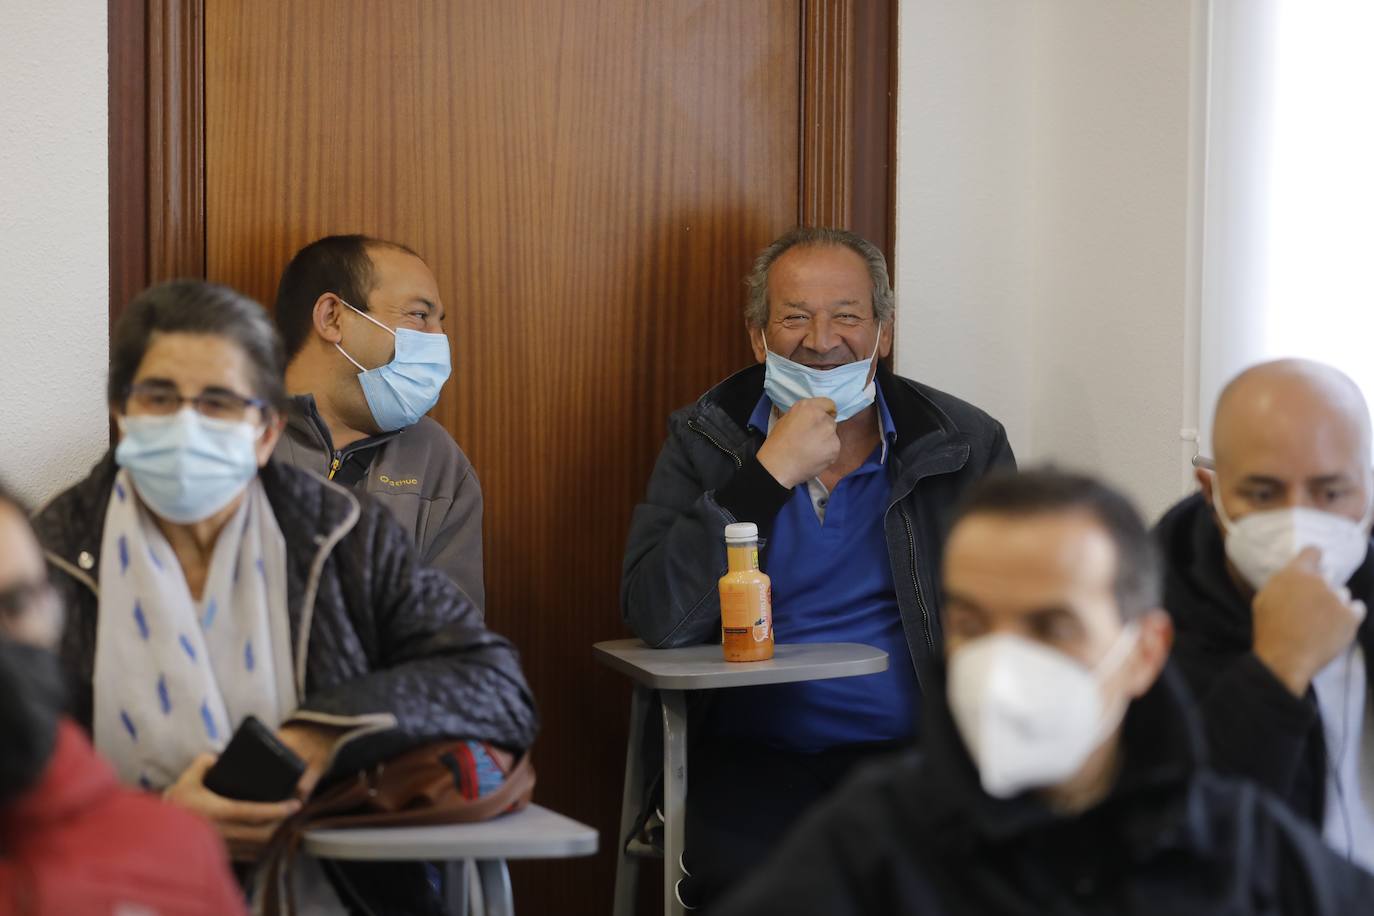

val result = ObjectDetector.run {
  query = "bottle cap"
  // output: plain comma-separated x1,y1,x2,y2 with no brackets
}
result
724,522,758,543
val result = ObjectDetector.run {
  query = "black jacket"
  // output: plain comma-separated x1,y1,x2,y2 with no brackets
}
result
33,455,539,913
1154,492,1374,825
622,363,1015,686
717,666,1374,916
33,455,537,773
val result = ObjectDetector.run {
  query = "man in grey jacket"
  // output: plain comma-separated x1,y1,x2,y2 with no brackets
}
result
621,226,1014,907
271,235,486,613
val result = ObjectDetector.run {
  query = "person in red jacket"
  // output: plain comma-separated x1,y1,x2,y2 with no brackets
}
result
0,482,245,916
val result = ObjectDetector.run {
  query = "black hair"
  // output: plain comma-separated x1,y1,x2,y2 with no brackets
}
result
108,280,287,413
273,234,420,359
951,467,1162,620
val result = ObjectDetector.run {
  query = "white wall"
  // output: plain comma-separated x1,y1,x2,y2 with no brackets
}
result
0,1,109,507
895,0,1200,522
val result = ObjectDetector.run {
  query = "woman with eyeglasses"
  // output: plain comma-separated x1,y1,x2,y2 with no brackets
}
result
30,280,537,913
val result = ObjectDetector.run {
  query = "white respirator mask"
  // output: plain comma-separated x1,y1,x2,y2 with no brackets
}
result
1213,489,1373,591
947,626,1139,798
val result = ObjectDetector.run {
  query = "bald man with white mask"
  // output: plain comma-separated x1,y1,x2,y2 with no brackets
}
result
1155,359,1374,867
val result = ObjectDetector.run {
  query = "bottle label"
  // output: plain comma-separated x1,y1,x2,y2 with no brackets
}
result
720,571,772,661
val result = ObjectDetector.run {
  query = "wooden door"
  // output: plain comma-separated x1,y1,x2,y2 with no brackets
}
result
110,2,894,912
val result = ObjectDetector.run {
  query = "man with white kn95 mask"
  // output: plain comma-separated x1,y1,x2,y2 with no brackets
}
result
1157,358,1374,868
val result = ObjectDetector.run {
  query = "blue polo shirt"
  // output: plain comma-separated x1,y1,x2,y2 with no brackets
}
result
707,389,921,753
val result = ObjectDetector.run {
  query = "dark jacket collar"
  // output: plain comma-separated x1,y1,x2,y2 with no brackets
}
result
285,393,401,458
915,658,1207,862
1155,492,1374,650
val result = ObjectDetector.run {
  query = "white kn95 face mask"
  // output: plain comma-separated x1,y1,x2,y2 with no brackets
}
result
947,626,1139,799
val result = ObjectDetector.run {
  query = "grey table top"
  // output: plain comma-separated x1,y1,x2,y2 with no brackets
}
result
592,638,888,690
303,804,599,862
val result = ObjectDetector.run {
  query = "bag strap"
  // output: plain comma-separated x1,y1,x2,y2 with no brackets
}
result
261,751,536,916
309,752,536,830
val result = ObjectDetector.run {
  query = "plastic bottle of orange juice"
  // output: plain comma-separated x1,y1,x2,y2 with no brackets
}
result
719,522,773,662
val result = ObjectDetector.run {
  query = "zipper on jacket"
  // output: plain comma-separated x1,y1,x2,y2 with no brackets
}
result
687,418,743,468
899,504,936,663
328,452,342,480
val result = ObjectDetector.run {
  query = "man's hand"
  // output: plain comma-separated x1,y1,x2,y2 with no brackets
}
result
164,753,302,861
756,397,840,488
1252,547,1365,696
277,721,345,799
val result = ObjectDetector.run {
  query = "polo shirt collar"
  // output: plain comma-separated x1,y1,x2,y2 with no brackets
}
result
748,386,898,465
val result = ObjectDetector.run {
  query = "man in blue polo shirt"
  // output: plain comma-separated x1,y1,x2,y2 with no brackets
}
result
622,226,1015,908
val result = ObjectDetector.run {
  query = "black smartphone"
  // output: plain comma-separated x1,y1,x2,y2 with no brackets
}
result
202,715,306,803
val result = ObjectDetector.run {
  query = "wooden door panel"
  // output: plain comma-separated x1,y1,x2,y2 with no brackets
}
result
204,3,805,911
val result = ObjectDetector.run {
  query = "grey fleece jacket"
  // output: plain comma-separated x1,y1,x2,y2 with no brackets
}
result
274,394,486,614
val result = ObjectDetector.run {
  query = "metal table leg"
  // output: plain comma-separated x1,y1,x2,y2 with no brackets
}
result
476,860,513,916
443,860,469,916
613,684,650,916
661,690,688,916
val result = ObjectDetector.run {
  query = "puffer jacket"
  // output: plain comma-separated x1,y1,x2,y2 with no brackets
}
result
33,453,537,774
31,454,538,913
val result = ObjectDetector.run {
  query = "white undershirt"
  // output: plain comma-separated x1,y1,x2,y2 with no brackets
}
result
1312,642,1374,870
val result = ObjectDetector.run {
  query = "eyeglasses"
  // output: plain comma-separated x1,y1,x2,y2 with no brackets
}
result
125,380,270,423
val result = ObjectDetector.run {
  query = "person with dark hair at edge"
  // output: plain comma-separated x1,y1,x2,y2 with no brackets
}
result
621,227,1014,907
718,469,1374,916
271,235,487,613
0,480,246,915
30,280,537,914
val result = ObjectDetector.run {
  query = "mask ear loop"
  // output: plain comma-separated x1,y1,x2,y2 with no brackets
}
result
1085,621,1144,743
1208,473,1240,535
862,321,884,390
338,299,396,337
760,319,884,364
1092,621,1142,680
335,342,367,373
334,298,395,373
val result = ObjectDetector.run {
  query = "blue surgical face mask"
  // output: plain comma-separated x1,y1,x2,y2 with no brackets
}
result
115,409,262,524
762,325,883,421
336,302,452,432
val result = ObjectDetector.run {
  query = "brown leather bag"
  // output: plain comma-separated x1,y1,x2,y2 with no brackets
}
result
261,742,536,915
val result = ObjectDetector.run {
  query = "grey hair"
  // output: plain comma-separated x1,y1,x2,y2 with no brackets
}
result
744,227,895,328
109,280,287,413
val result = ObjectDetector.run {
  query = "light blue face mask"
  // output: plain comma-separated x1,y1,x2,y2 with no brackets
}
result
762,325,883,422
336,302,452,432
115,409,262,524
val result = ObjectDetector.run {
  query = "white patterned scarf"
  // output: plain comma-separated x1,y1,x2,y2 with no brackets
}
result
94,469,296,789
